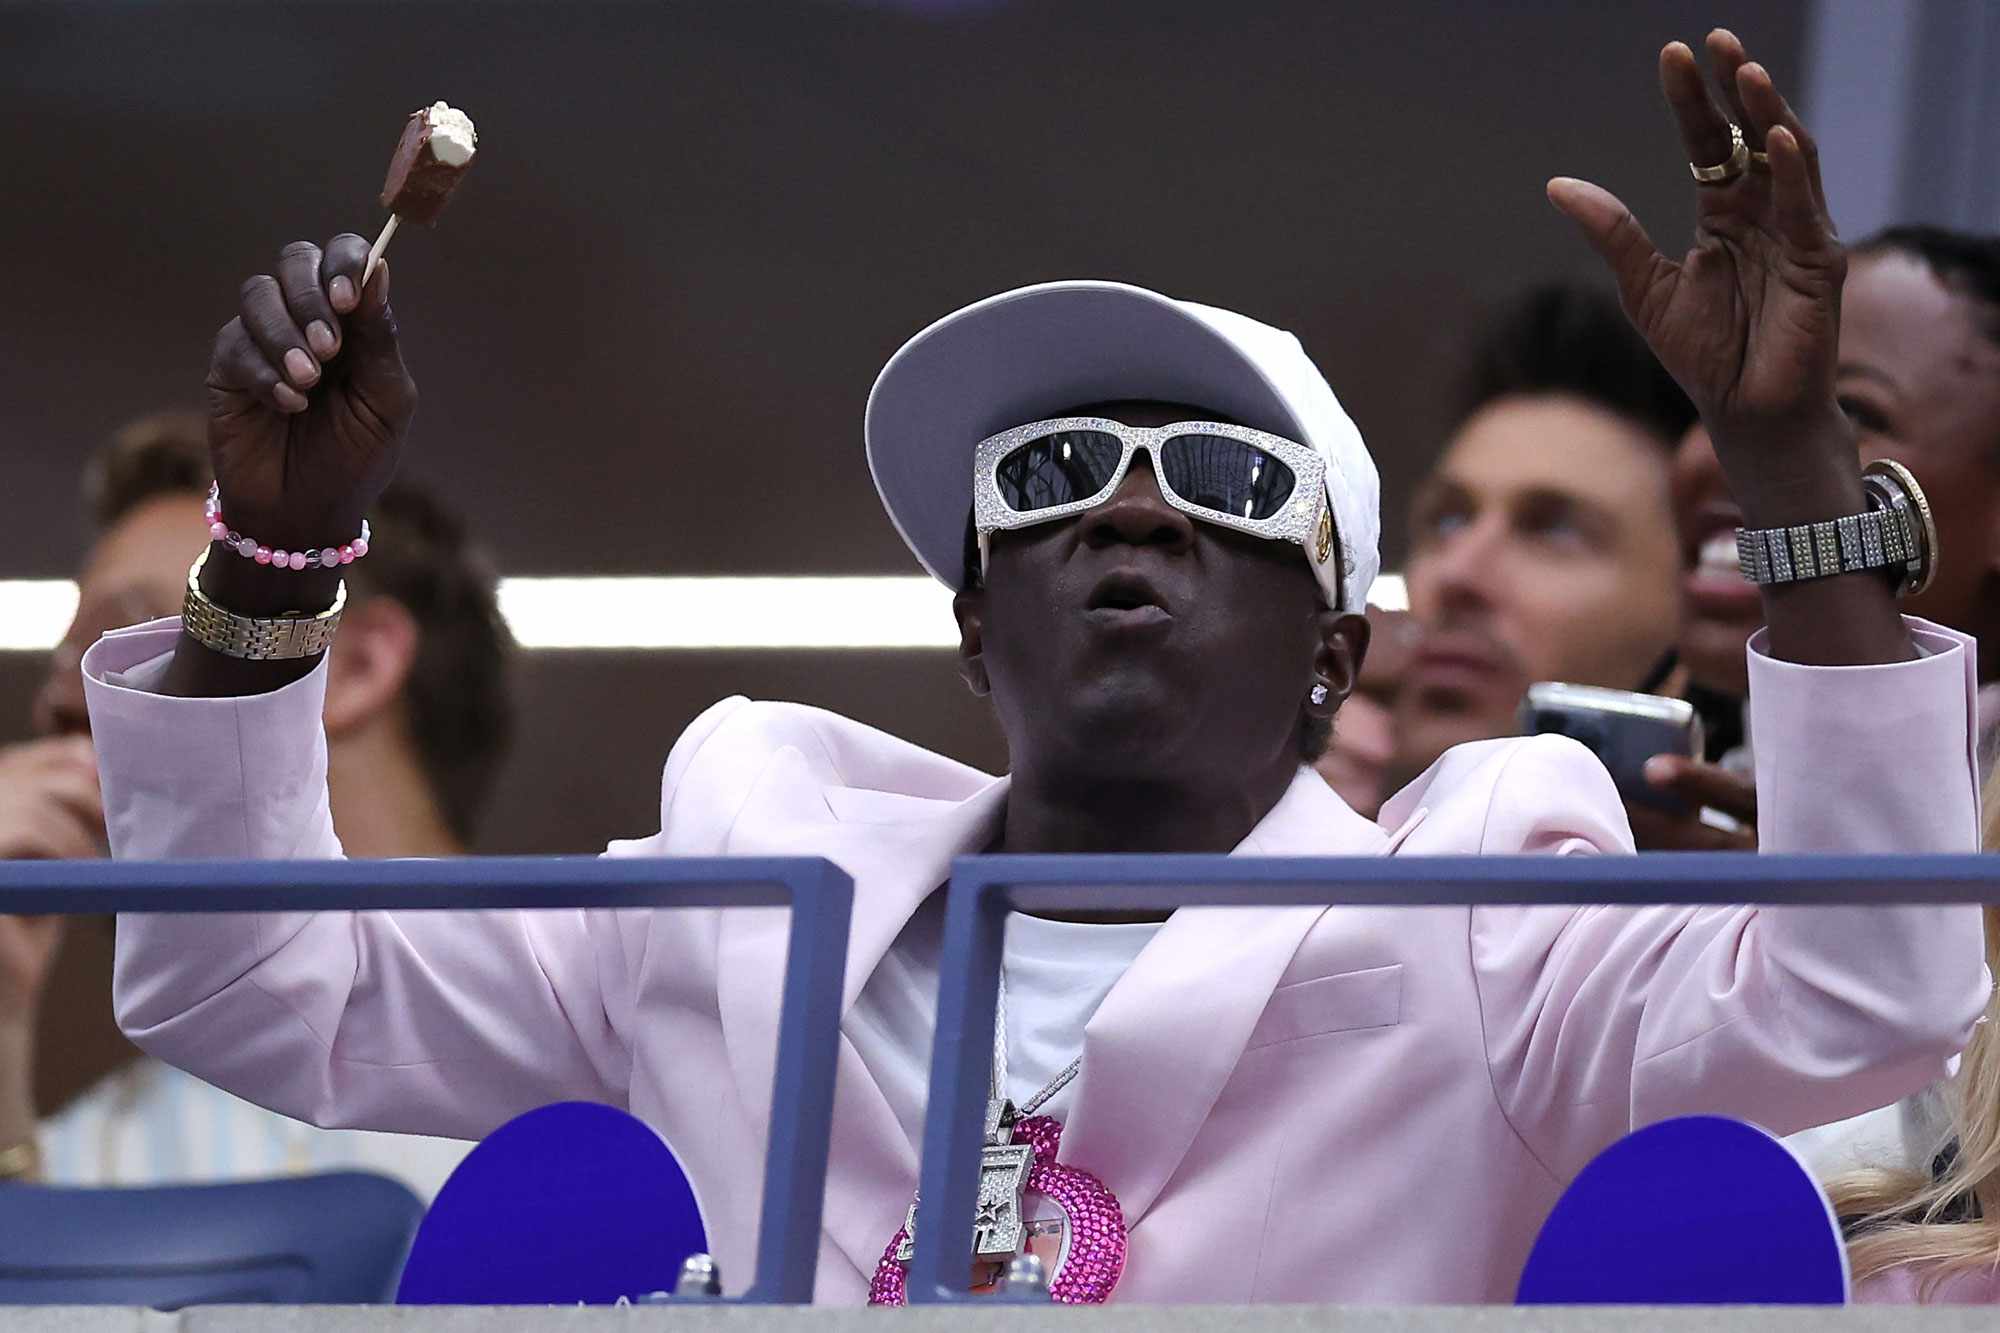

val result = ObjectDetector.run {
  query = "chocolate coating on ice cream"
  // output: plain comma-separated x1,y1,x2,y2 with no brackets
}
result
379,102,478,226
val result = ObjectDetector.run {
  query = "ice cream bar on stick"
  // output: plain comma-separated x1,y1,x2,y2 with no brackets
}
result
365,101,478,282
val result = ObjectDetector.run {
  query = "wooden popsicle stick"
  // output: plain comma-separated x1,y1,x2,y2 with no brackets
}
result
364,214,400,284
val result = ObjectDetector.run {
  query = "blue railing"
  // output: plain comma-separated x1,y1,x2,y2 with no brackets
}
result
8,851,2000,1305
0,856,853,1307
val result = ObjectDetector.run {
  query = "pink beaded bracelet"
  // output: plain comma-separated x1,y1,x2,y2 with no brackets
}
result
205,484,371,571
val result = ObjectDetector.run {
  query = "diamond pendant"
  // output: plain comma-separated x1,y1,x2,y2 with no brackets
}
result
971,1140,1035,1260
869,1114,1127,1305
892,1099,1033,1266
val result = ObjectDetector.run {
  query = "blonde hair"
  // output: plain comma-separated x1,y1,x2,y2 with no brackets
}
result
1830,782,2000,1294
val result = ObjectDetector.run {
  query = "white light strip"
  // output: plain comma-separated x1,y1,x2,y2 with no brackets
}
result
498,576,959,650
0,581,79,651
0,572,1410,652
1368,573,1408,612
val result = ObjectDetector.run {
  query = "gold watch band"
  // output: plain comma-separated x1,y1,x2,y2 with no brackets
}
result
182,547,347,660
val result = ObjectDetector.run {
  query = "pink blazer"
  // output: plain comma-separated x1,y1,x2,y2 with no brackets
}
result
85,618,1988,1303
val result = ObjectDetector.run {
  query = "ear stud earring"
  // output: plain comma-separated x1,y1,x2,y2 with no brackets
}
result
1309,683,1330,706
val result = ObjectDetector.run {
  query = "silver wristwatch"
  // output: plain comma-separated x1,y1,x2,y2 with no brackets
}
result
1734,458,1938,597
182,547,346,659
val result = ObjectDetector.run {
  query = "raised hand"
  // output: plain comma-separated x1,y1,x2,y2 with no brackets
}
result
1549,30,1851,526
1552,29,1912,672
165,238,419,695
205,236,416,568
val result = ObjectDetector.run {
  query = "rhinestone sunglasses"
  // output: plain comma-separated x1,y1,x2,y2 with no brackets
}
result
971,417,1339,596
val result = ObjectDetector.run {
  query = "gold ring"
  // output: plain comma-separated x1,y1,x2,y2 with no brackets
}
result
1690,122,1750,185
1748,149,1771,170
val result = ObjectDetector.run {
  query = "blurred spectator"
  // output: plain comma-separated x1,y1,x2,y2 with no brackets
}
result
0,411,515,1196
1314,605,1416,817
1388,284,1695,790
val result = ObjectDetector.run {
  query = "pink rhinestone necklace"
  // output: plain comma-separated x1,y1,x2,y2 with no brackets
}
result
868,971,1129,1305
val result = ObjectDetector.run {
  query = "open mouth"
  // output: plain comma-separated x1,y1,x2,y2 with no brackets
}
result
1084,571,1174,629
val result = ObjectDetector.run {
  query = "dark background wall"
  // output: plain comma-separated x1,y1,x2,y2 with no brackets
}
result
2,0,1810,857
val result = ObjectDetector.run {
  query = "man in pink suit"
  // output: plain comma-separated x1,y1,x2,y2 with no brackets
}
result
80,33,1989,1302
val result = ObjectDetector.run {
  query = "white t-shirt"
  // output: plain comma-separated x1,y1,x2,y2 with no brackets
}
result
843,894,1161,1152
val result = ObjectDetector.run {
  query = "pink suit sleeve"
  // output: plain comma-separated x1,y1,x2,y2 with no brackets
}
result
1474,618,1988,1184
82,619,671,1141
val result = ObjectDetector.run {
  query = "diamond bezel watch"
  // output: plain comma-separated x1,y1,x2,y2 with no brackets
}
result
182,547,346,660
1734,458,1937,597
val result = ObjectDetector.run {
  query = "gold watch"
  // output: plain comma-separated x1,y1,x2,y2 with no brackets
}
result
182,547,346,660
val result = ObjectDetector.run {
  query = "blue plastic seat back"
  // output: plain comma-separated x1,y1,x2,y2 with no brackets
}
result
1517,1115,1848,1304
0,1170,424,1307
396,1101,708,1305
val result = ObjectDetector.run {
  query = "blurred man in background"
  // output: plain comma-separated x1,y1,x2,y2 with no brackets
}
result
1387,285,1696,793
0,411,514,1196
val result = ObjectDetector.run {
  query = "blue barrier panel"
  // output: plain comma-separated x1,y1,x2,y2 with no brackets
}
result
0,855,852,1306
1516,1115,1847,1304
908,851,2000,1304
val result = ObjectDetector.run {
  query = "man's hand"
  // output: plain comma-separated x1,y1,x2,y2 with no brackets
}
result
165,237,418,697
1551,29,1910,671
1549,30,1846,496
1627,754,1758,852
206,237,415,559
0,737,104,866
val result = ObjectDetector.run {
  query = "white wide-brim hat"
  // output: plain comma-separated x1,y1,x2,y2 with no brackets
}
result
864,280,1381,612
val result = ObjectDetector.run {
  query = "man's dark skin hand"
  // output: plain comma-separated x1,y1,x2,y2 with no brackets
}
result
163,234,414,701
1552,30,1908,851
1550,30,1915,679
1630,754,1758,852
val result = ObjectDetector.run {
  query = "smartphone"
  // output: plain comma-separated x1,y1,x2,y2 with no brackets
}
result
1517,683,1704,814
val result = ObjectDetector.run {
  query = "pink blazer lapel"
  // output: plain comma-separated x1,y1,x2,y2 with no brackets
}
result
1057,768,1390,1228
715,746,1009,1282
